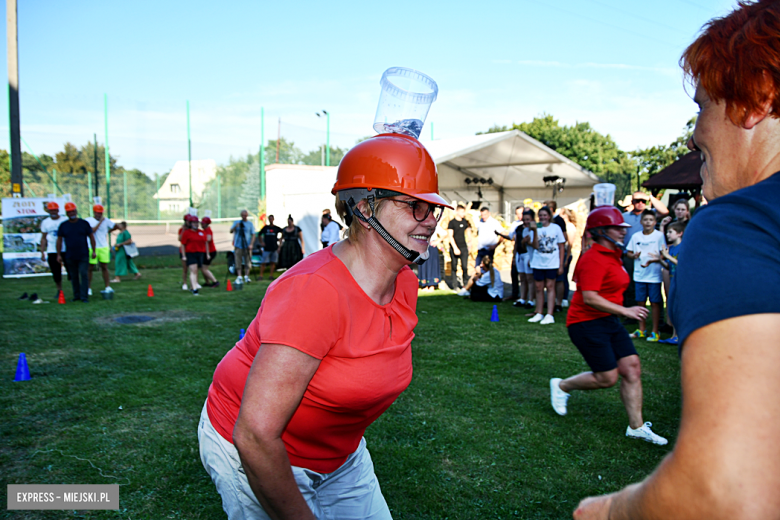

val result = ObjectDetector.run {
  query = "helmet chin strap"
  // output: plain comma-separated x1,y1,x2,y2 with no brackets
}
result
591,228,626,251
340,190,430,265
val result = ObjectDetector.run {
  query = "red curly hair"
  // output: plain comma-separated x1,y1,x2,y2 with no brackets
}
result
681,0,780,125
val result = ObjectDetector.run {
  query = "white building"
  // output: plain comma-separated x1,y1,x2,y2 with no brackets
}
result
154,159,217,213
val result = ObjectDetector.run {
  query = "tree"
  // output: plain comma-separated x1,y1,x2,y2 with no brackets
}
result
300,145,347,166
264,137,303,165
237,161,262,214
55,142,88,174
632,117,696,187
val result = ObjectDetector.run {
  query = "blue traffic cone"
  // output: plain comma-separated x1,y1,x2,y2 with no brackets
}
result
490,305,499,322
239,328,246,340
14,353,30,382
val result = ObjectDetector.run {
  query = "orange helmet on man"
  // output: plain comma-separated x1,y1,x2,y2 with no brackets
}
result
93,204,104,214
64,202,77,213
332,132,451,265
46,201,59,211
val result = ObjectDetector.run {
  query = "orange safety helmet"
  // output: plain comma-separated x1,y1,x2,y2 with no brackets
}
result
46,201,59,211
93,204,105,214
64,202,77,213
332,133,451,265
332,133,450,208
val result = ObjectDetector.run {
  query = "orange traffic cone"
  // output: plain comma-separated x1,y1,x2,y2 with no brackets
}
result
226,279,233,292
57,291,66,304
147,284,154,297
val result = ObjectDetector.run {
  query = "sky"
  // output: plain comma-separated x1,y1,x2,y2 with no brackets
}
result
6,0,736,177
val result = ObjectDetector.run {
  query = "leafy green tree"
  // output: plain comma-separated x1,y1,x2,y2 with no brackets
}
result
300,145,346,166
264,137,303,165
55,143,88,174
631,117,696,186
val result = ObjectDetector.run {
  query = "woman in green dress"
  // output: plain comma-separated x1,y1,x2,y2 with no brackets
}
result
111,221,141,282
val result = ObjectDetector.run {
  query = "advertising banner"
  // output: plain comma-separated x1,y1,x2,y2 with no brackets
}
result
2,197,67,278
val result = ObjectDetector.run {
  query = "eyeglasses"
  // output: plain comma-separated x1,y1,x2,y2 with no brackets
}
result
632,198,648,204
389,198,443,222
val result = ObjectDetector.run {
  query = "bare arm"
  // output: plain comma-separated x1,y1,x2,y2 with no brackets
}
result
649,194,669,216
574,314,780,520
557,242,565,274
298,230,305,254
447,229,461,255
40,234,48,260
581,291,647,321
56,236,63,263
89,232,96,258
233,344,321,520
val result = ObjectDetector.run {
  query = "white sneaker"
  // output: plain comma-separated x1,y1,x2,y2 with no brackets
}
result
456,289,470,297
562,299,569,308
235,276,243,284
105,286,114,293
182,284,188,291
540,314,555,325
528,313,543,323
244,276,251,283
194,284,202,291
550,378,569,416
528,300,535,306
88,288,93,296
626,422,668,445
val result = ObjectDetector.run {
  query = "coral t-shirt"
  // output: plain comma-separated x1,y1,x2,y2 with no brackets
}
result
567,243,629,326
207,246,418,473
181,229,207,253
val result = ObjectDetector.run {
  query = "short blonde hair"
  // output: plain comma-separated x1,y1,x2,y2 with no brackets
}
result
335,195,390,243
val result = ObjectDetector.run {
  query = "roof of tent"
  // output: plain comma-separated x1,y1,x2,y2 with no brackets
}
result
424,130,602,207
642,151,703,191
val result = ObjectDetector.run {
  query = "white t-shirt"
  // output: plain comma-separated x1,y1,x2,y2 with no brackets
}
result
85,217,115,249
627,229,665,283
321,221,341,246
476,216,503,250
475,267,504,299
40,216,66,253
529,224,565,270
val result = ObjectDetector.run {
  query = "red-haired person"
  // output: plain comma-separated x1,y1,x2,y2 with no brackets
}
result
200,217,219,288
180,216,209,296
574,2,780,518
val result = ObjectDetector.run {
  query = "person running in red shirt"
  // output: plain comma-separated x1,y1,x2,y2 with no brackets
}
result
180,217,211,296
549,206,667,446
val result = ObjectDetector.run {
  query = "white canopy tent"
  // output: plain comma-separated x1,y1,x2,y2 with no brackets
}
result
426,130,601,215
265,130,601,256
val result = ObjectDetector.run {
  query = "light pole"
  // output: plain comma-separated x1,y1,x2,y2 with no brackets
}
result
316,110,330,166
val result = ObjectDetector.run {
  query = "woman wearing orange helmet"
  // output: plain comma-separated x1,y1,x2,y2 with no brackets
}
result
199,132,451,520
549,206,667,446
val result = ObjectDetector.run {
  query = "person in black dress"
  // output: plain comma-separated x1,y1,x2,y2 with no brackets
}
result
278,215,305,269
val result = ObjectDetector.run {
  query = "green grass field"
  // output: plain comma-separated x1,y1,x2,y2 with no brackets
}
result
0,263,681,519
